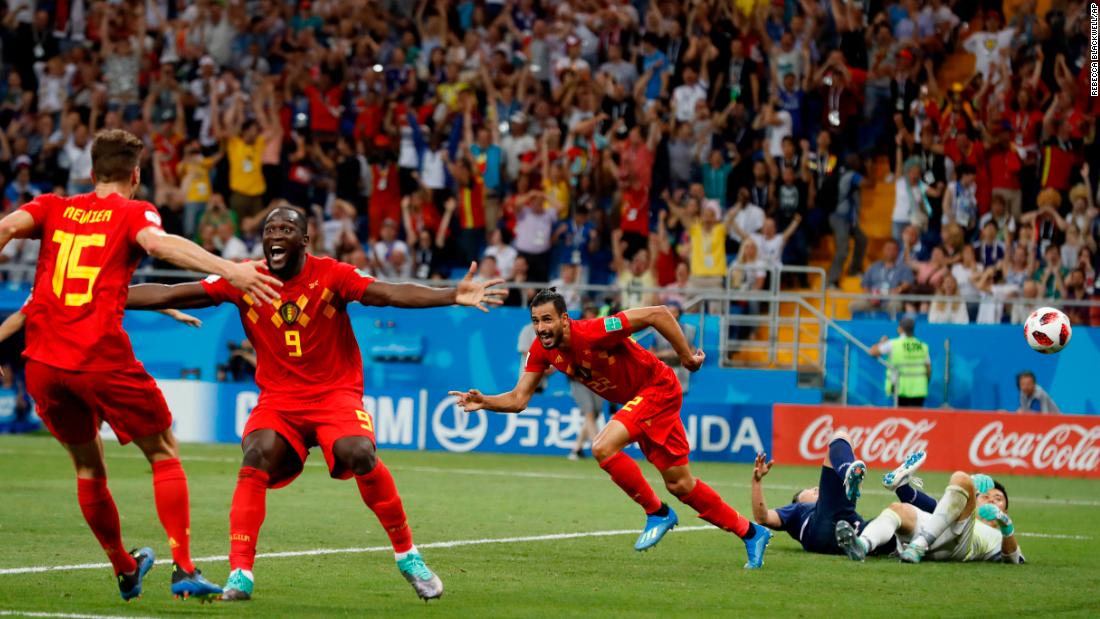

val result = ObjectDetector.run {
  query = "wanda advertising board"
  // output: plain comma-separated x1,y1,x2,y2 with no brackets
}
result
773,405,1100,478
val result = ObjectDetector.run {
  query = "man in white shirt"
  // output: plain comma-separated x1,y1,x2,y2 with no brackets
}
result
500,114,536,183
961,12,1016,84
672,64,709,123
371,219,410,277
725,189,766,246
62,123,94,195
484,228,519,280
754,99,792,160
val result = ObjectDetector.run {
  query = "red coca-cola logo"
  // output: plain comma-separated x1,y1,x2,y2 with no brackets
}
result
968,422,1100,472
798,415,935,464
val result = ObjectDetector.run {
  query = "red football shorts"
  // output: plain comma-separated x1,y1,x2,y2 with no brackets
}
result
611,377,690,471
25,359,173,446
243,392,377,488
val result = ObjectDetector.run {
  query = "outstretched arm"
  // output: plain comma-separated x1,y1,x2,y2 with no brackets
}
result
449,370,543,414
127,282,218,310
751,453,784,529
360,262,506,312
0,210,37,255
0,310,26,344
134,228,282,305
622,305,704,370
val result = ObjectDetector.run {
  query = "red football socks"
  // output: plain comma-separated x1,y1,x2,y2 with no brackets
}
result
355,461,413,554
151,458,195,573
679,479,752,538
77,477,138,575
599,451,663,514
228,466,270,571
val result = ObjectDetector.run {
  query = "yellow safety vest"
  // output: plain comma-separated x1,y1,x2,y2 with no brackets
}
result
885,335,929,398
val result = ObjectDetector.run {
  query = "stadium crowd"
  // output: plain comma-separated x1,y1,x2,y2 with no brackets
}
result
0,0,1096,326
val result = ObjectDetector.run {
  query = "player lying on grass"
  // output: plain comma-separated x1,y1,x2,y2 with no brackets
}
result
448,289,773,568
126,206,505,602
0,129,281,603
836,451,1024,564
750,431,876,556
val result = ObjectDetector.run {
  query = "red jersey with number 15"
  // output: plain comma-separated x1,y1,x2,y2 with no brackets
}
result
19,192,165,371
524,312,678,405
201,254,375,409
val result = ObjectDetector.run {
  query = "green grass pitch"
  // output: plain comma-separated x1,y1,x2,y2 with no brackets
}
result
1,434,1099,618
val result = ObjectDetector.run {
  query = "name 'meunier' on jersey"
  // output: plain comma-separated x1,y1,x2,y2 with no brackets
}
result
523,312,678,405
19,192,165,371
201,254,375,409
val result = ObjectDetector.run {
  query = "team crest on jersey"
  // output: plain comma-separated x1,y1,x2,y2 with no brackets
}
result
279,300,302,325
603,317,622,332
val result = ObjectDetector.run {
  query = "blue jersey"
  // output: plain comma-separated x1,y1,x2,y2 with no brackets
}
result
775,502,815,543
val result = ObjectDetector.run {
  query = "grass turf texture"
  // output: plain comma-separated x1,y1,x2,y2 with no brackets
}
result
1,434,1098,618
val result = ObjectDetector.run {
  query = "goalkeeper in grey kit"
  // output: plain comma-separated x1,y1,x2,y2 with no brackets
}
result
836,450,1025,564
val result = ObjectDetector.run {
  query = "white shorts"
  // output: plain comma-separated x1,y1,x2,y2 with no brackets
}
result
897,509,1002,562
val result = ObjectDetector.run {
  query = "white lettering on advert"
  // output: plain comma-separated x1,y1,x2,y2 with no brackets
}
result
798,415,934,464
968,422,1100,472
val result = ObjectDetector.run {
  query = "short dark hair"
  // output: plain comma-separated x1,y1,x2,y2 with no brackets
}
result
1016,370,1035,387
899,316,916,336
993,480,1009,510
264,206,308,234
957,164,976,177
91,129,143,183
791,489,806,504
242,118,259,133
530,288,567,314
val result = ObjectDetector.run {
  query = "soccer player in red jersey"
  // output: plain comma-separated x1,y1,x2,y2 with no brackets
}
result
449,289,773,568
0,129,281,601
126,206,506,601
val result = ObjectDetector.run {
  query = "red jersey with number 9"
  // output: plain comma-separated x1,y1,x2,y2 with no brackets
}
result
524,312,678,405
200,254,375,409
20,192,165,371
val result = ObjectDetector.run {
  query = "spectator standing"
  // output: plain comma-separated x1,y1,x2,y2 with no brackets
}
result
870,317,931,408
212,93,271,225
828,153,869,287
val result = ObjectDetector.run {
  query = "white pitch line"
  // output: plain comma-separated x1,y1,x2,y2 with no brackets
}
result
0,526,712,576
0,612,158,619
0,523,1091,578
1017,532,1092,540
6,448,1100,507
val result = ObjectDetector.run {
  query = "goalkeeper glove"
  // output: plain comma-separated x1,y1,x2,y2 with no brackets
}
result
977,503,1014,537
971,473,994,495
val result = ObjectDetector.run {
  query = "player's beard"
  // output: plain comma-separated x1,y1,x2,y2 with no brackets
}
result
538,328,561,349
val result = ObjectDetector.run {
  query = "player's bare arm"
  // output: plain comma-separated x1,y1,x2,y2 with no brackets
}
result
751,453,784,528
127,282,218,311
134,228,282,305
621,305,705,371
0,310,26,345
158,310,203,328
449,371,543,414
0,210,38,252
360,262,506,312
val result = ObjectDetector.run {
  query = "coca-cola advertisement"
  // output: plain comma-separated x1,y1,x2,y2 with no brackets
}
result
773,405,1100,479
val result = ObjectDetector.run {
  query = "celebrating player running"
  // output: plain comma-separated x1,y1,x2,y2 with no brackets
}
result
126,206,506,602
0,129,280,602
449,289,772,568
